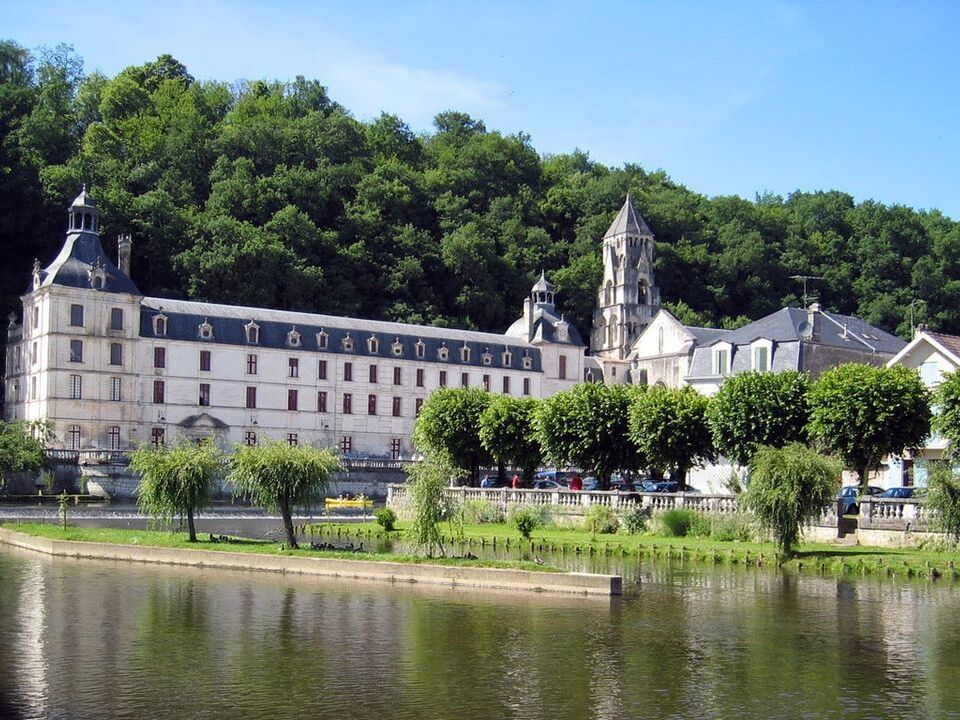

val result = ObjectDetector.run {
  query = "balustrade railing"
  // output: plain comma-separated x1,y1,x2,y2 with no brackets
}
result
859,497,928,529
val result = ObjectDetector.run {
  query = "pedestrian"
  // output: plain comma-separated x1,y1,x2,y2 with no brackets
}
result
570,474,583,491
512,473,521,489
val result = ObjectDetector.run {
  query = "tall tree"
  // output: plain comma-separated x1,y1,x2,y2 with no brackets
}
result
478,396,542,481
412,388,492,484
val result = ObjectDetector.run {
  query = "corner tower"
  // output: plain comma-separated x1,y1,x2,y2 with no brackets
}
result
590,195,660,381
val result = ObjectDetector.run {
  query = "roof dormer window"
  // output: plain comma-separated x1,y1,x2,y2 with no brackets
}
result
751,339,772,372
198,318,214,341
316,329,329,350
153,313,168,337
342,334,355,352
481,349,492,366
416,339,425,358
245,321,260,344
367,335,379,354
287,326,302,348
391,338,404,357
522,352,533,370
502,349,512,367
460,345,471,363
713,343,732,375
438,344,449,361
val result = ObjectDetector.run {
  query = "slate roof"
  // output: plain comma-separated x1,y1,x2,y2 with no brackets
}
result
141,297,544,371
37,231,141,296
926,330,960,361
604,195,654,238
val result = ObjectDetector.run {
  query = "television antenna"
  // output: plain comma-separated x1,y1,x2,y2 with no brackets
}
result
790,275,824,307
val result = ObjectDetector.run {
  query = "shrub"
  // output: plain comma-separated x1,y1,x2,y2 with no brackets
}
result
622,507,650,535
658,508,710,538
463,499,504,524
707,513,756,542
584,504,620,535
374,507,397,531
511,507,542,539
924,463,960,543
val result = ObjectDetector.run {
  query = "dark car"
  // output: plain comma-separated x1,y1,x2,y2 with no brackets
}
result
836,485,884,514
648,481,679,493
879,486,917,499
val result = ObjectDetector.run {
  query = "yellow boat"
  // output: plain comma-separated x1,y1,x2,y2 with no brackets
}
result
324,496,374,508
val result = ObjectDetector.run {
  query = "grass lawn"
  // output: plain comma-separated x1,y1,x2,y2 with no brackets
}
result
310,520,960,580
1,522,561,572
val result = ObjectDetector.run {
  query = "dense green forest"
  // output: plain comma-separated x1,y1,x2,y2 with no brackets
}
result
3,40,959,341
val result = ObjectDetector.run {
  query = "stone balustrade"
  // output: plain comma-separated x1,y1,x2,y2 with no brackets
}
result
859,497,929,530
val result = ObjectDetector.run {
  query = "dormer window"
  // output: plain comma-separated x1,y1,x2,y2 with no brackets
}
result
316,330,329,350
438,344,449,361
460,345,471,363
713,343,732,375
342,334,355,352
522,352,533,370
88,259,107,290
367,335,379,354
153,314,167,337
198,318,214,341
245,321,260,344
502,349,512,366
391,338,404,357
287,326,302,348
751,339,772,372
416,339,426,358
481,349,492,366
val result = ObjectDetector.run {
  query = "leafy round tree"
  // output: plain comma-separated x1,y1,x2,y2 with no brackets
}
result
478,396,541,481
229,441,341,549
628,386,715,490
707,370,810,466
0,420,47,490
807,364,931,489
535,382,642,487
412,387,492,484
935,370,960,453
129,439,225,543
743,443,840,559
924,462,960,543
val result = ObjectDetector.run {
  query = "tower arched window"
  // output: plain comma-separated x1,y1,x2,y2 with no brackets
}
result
658,326,664,354
604,281,613,306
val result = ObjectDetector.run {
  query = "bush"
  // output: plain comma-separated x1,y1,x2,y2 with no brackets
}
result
374,507,397,531
924,463,960,543
463,499,504,524
622,507,650,535
707,513,756,542
584,504,620,535
511,507,543,539
658,508,710,538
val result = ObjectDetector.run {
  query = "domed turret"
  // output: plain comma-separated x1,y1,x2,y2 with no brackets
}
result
531,270,555,309
67,185,100,235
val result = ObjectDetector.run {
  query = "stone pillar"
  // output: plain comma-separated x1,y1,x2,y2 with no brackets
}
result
118,234,132,276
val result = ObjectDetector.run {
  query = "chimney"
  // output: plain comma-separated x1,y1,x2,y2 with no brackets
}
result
117,234,132,277
807,302,821,340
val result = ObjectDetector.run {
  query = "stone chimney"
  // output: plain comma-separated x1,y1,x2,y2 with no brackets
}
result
117,234,132,277
807,302,821,340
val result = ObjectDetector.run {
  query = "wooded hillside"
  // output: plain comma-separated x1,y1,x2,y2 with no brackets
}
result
3,42,957,341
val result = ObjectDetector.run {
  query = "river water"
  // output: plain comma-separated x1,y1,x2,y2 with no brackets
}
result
1,543,958,720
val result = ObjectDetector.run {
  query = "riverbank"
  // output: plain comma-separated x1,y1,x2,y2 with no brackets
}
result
309,521,960,581
0,524,622,596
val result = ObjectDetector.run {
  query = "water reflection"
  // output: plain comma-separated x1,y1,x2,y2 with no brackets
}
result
0,547,959,719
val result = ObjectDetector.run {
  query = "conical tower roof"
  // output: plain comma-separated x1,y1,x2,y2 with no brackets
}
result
531,270,554,294
69,184,97,210
603,194,653,238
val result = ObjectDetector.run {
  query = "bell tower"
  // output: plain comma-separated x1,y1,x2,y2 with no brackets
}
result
590,195,660,380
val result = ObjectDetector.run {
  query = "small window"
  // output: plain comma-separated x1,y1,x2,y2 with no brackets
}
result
245,321,260,344
316,330,329,350
154,347,166,369
343,393,353,414
753,346,769,373
317,391,327,413
714,348,730,375
339,436,353,454
523,378,531,396
151,427,165,446
481,351,492,366
415,398,424,416
438,344,449,361
153,314,167,336
369,364,378,383
461,372,469,388
482,374,490,391
393,367,402,385
198,319,214,340
288,389,298,411
392,396,401,417
247,354,258,375
30,376,37,400
368,336,380,354
522,354,533,370
287,327,301,348
390,438,402,460
109,308,123,331
199,383,211,406
200,350,211,372
342,334,355,352
69,374,82,399
109,342,123,366
153,380,165,404
658,326,665,354
502,350,512,367
460,345,471,363
344,362,353,381
559,354,567,380
416,340,425,358
108,426,121,451
289,358,299,378
109,377,122,402
502,376,510,394
70,339,83,363
70,304,84,327
439,371,447,387
31,306,38,331
391,339,404,356
246,386,257,409
368,394,377,415
31,341,37,365
244,431,257,446
920,360,940,386
68,425,81,450
287,433,298,446
416,368,424,387
318,359,328,380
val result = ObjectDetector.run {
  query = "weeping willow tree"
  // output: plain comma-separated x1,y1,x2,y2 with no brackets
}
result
743,443,840,559
228,440,340,549
128,439,225,542
406,458,465,557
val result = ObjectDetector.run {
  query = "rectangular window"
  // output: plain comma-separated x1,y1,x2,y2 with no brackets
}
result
68,425,81,450
244,431,257,446
247,354,258,375
108,426,121,451
199,383,211,406
30,377,37,400
344,362,353,381
200,350,211,372
343,393,352,414
714,348,730,375
69,374,82,400
439,370,447,387
416,368,425,387
110,307,123,331
70,339,83,363
288,389,298,411
483,374,490,391
70,304,84,327
461,372,469,388
287,433,298,446
109,377,122,402
523,378,531,396
920,360,940,386
390,438,402,460
289,358,299,378
109,342,122,366
318,359,328,380
415,398,424,416
340,436,353,454
392,396,401,417
246,386,257,409
153,380,165,404
317,390,328,412
31,341,37,365
393,367,402,385
559,354,567,380
368,394,377,415
154,347,166,368
753,346,769,373
369,364,378,383
151,427,165,446
32,306,39,331
503,376,510,394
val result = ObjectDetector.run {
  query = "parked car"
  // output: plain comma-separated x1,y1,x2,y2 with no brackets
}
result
582,476,601,491
480,475,507,489
532,479,565,490
879,486,918,499
649,481,679,493
836,485,884,514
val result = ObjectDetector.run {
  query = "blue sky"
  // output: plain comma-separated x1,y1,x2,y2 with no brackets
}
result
6,1,960,218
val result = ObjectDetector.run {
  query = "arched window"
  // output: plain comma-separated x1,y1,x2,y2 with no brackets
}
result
658,326,664,354
604,281,613,306
638,280,648,304
245,321,260,344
